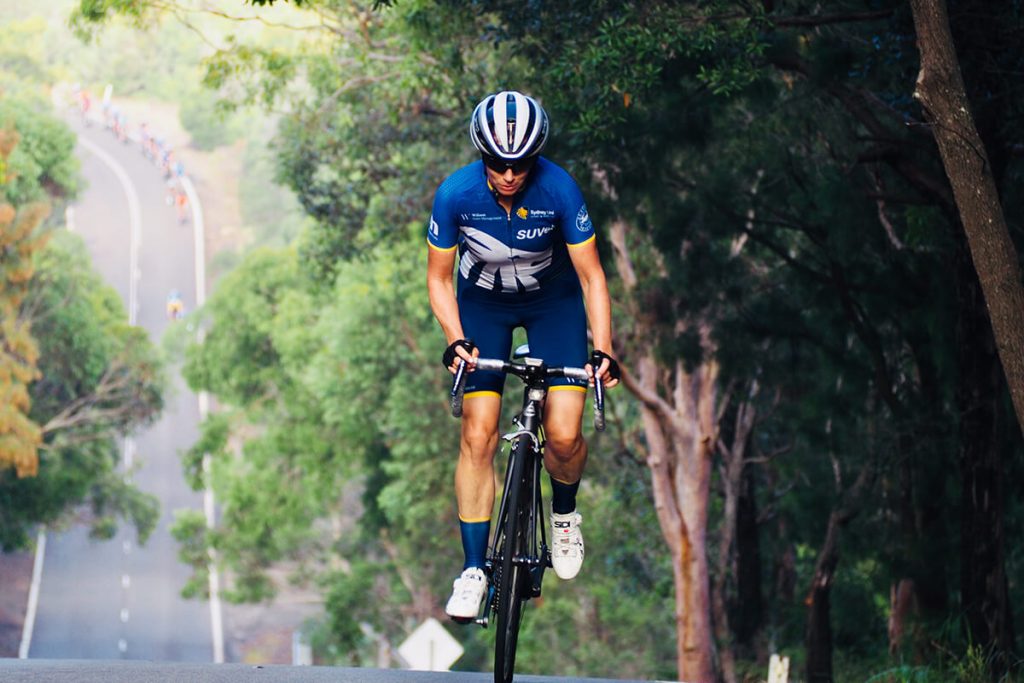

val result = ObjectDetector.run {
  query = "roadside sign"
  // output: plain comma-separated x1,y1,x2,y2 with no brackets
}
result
768,653,790,683
397,617,464,671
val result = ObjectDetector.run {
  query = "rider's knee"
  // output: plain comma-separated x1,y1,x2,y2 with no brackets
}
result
545,431,583,462
461,421,498,463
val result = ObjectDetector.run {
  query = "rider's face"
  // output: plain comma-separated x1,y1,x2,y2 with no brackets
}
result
483,156,535,198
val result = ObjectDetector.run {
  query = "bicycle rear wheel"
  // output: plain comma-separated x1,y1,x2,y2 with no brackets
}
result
494,438,532,683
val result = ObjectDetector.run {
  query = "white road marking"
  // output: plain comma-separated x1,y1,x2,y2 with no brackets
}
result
65,206,75,233
118,639,127,653
121,574,131,589
120,608,129,623
17,531,46,658
123,437,134,470
122,540,132,554
182,174,224,665
76,136,142,327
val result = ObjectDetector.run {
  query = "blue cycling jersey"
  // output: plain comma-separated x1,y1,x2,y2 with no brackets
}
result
427,157,595,299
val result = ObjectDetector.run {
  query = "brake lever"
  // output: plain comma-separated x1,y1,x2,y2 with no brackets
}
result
451,359,468,417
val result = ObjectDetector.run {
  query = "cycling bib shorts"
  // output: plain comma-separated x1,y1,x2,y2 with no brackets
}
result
458,276,588,395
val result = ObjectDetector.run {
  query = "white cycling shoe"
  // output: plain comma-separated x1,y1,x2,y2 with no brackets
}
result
551,511,585,580
445,567,487,621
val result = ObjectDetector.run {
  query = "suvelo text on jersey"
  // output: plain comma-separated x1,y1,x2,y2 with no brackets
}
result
427,157,595,298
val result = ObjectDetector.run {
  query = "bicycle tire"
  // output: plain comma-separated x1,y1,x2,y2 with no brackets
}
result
494,437,532,683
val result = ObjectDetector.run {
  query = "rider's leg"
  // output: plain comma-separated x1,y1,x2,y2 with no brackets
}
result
542,390,588,580
542,389,587,490
522,277,589,512
455,393,501,568
446,348,507,619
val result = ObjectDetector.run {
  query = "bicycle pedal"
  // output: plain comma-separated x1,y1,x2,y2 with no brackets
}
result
474,616,489,628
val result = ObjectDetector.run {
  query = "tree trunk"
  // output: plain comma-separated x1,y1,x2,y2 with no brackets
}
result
804,462,872,683
888,579,919,657
631,354,718,683
805,511,839,683
711,390,759,683
909,0,1024,436
954,231,1016,667
611,218,718,683
733,466,764,657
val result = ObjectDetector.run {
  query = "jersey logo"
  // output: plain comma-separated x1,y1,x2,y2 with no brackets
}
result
516,207,529,220
429,215,439,237
517,226,554,240
575,205,593,233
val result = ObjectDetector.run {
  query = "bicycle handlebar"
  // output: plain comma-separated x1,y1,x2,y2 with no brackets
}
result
450,357,606,431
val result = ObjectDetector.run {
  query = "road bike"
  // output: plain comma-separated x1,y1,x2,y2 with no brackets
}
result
450,345,606,683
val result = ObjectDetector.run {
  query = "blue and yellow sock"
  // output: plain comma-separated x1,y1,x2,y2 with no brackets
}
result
459,517,491,570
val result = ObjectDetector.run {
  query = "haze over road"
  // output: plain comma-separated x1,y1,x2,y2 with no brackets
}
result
27,117,213,661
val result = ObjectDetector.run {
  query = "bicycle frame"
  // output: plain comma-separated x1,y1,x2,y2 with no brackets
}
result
477,373,550,627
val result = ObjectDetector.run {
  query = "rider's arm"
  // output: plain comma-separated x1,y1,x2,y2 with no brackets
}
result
427,245,465,344
567,241,618,386
558,173,618,387
426,184,476,369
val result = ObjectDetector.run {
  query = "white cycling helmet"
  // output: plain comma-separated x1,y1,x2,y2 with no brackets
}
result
470,91,549,161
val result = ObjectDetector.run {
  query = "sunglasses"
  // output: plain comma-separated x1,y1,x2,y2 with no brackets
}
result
481,154,536,174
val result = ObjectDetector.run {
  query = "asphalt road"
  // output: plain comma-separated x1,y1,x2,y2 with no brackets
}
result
0,659,661,683
27,117,212,661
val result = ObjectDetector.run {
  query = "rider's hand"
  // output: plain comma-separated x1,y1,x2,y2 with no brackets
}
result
443,338,478,374
586,350,620,389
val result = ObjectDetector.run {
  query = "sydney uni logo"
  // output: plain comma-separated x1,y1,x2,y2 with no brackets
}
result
516,206,529,220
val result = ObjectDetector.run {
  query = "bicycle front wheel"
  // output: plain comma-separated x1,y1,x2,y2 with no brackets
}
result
494,437,532,683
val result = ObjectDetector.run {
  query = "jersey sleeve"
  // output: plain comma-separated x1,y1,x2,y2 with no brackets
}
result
427,175,460,252
558,173,595,247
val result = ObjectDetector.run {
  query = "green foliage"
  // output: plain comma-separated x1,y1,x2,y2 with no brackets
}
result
238,133,310,247
178,87,243,150
171,509,210,599
2,230,164,550
0,95,79,205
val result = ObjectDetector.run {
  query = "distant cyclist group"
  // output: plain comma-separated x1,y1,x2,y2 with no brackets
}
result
71,84,190,322
72,84,190,225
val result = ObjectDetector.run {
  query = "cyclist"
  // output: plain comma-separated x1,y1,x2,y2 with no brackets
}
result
427,91,620,621
174,187,189,224
166,290,185,320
